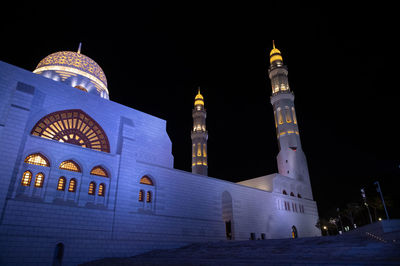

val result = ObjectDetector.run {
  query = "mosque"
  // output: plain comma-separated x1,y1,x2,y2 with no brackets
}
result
0,42,320,265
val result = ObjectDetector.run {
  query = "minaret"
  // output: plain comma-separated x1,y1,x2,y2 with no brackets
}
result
191,88,208,176
268,41,313,199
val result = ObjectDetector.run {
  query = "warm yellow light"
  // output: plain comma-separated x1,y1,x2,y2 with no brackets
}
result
203,144,207,157
98,183,105,196
34,65,109,94
194,99,204,106
285,106,292,123
292,107,297,124
269,41,283,64
21,171,32,186
57,177,66,191
34,173,44,187
197,143,201,156
60,160,81,172
146,191,152,202
277,108,284,124
68,179,76,192
24,153,50,167
90,166,108,177
140,176,153,185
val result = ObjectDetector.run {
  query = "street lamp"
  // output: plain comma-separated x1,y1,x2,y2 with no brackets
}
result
323,226,329,236
374,181,390,220
361,188,373,224
337,208,344,234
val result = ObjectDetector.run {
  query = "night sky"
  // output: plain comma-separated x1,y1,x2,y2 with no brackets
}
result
1,3,398,220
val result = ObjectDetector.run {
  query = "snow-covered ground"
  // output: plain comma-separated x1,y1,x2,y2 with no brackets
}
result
82,232,400,265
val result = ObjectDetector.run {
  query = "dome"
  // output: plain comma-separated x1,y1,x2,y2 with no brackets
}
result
33,51,109,99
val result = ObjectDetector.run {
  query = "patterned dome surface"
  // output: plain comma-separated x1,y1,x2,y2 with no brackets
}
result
34,51,108,92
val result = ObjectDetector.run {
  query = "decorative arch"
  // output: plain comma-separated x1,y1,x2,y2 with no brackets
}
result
24,153,50,167
282,190,287,195
222,191,234,240
59,160,81,172
90,165,109,177
31,109,110,153
140,175,153,186
290,192,295,197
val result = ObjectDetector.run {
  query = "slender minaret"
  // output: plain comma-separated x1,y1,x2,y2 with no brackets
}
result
268,41,313,199
191,88,208,176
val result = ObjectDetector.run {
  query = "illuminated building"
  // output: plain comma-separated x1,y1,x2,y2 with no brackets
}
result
268,40,313,200
191,88,208,175
0,43,319,265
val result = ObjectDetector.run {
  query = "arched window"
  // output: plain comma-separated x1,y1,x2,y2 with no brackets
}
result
59,160,81,172
34,173,44,187
290,192,295,197
282,190,287,195
285,106,292,123
292,107,297,124
138,189,144,202
57,177,66,191
88,182,96,195
140,176,153,186
146,191,152,203
21,171,32,186
24,153,50,167
90,166,108,177
277,107,284,125
68,178,77,192
31,109,110,153
98,183,105,196
197,143,201,156
297,193,302,198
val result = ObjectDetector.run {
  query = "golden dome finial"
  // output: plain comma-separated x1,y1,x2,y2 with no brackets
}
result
77,42,82,54
195,86,204,106
270,40,283,64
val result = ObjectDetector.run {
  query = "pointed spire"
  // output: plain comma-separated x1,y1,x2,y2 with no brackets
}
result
77,42,82,54
273,40,275,49
198,86,201,95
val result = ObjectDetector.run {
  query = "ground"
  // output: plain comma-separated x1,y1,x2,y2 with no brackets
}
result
81,231,400,265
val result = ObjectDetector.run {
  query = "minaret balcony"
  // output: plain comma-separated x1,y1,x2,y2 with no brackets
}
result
191,130,208,139
270,91,294,104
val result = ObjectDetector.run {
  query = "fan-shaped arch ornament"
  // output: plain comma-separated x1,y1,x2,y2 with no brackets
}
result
31,109,110,153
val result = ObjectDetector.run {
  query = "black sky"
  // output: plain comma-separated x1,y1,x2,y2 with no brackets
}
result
1,2,399,219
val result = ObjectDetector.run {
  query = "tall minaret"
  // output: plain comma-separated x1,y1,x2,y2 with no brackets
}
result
191,88,208,176
268,41,313,199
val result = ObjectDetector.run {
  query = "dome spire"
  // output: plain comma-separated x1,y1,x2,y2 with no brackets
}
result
273,40,275,49
77,42,82,54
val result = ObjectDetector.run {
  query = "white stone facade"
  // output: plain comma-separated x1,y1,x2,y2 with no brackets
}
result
0,60,320,265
